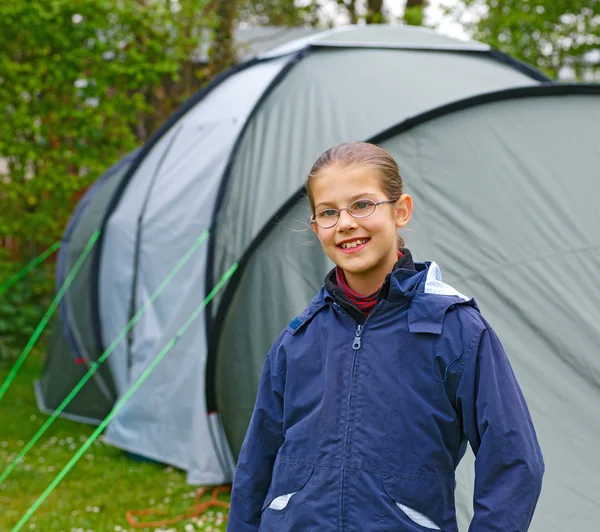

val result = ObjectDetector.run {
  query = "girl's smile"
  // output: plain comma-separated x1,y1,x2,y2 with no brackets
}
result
337,237,371,253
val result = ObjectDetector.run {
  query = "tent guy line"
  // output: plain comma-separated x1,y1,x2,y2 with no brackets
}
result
0,235,99,402
10,261,238,532
0,240,61,298
0,229,210,485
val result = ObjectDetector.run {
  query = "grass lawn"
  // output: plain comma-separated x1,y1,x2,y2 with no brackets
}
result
0,353,230,532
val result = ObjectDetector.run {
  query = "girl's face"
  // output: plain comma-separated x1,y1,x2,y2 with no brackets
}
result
311,164,413,294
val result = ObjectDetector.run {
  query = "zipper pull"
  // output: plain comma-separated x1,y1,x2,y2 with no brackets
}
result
353,325,363,350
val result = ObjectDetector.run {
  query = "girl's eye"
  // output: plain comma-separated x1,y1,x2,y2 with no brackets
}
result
319,209,338,218
353,201,371,211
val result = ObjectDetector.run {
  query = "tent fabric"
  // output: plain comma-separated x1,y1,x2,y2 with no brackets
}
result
258,24,489,59
57,151,137,363
99,55,293,481
209,47,539,312
36,152,137,422
213,86,600,530
36,321,106,425
234,26,322,60
96,26,543,485
381,89,600,532
40,24,555,490
214,199,333,459
316,24,487,46
41,24,600,529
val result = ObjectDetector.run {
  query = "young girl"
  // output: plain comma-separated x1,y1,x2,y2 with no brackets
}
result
228,142,544,531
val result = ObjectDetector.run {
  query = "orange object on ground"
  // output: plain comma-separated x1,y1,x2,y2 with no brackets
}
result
126,485,231,528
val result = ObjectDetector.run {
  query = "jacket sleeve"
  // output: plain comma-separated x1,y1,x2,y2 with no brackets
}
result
227,334,287,532
456,323,544,532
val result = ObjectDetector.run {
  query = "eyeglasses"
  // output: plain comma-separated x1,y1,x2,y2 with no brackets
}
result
310,198,396,229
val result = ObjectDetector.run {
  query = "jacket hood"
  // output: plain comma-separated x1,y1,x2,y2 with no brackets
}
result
403,262,477,334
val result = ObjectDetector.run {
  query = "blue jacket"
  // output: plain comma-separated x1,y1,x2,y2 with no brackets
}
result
228,262,544,531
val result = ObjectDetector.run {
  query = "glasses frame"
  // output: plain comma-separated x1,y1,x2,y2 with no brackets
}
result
310,198,397,229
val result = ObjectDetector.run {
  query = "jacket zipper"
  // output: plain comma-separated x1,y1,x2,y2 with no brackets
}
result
339,321,364,530
331,286,368,321
333,301,386,529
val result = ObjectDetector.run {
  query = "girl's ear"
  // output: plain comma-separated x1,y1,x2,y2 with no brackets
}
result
394,194,413,228
311,221,319,236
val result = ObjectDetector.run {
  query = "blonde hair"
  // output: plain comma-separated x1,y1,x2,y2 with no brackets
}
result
306,141,406,247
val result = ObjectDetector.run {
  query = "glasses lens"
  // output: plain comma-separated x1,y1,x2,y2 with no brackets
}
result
315,209,339,228
349,199,376,218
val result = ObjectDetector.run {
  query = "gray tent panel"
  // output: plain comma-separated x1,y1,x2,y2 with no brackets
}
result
260,24,488,60
36,319,106,424
54,25,549,486
214,88,600,529
100,56,292,482
102,123,233,474
37,154,135,422
211,47,538,311
99,123,184,395
379,92,600,531
100,57,291,398
316,24,488,47
216,205,332,459
57,152,136,364
235,26,323,59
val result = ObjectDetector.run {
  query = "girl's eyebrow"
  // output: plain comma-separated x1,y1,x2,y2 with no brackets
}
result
350,192,379,201
315,192,380,209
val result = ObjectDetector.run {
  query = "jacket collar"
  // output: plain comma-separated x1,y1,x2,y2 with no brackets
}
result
323,249,416,324
287,261,476,336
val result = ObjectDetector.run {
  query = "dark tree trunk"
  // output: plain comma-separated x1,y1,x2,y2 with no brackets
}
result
366,0,384,24
207,0,239,77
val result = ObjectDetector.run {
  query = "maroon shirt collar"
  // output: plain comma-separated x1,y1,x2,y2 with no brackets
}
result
335,251,404,316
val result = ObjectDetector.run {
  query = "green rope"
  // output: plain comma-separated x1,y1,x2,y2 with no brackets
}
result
0,233,100,402
0,241,61,298
0,230,210,485
10,262,238,532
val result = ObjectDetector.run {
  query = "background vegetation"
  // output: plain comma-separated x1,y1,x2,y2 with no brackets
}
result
0,0,597,529
0,355,227,531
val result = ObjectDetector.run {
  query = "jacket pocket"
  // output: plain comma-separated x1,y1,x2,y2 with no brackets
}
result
378,474,455,532
261,461,315,513
394,503,441,530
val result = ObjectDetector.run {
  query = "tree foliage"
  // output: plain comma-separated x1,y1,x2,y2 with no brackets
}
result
238,0,315,26
448,0,600,80
0,249,53,361
0,0,214,252
236,0,392,26
404,0,427,27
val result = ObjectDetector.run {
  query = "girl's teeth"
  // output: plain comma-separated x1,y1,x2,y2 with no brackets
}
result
342,239,367,249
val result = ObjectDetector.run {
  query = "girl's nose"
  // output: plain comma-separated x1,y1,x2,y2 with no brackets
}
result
337,209,357,230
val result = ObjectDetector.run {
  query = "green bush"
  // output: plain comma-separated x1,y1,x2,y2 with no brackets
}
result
0,0,214,250
0,1,215,360
0,250,54,361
